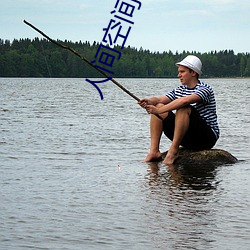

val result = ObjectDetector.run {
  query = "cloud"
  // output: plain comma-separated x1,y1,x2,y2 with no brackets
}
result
79,3,90,10
197,0,250,11
205,0,236,4
143,0,169,4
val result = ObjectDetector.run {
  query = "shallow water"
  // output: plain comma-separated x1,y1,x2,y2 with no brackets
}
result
0,78,250,249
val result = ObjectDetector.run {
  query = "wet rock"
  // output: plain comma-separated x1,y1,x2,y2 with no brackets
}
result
162,148,238,166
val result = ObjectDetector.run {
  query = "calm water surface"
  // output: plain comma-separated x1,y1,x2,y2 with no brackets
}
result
0,78,250,250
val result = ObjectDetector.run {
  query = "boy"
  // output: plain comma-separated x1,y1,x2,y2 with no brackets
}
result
139,55,219,164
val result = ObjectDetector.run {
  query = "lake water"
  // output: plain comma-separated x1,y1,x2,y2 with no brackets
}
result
0,78,250,250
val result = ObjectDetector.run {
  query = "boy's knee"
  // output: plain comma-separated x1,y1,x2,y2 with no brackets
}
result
155,103,164,108
176,106,192,116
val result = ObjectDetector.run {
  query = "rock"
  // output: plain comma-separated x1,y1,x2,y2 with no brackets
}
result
161,148,238,166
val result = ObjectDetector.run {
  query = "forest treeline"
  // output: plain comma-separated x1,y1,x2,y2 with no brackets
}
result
1,38,250,78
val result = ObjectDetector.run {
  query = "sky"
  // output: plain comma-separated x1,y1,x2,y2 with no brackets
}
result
1,0,250,53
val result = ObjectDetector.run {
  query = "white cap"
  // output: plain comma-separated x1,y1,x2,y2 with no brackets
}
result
176,55,202,75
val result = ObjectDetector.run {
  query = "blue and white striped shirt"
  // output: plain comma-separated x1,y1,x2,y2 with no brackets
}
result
166,80,220,139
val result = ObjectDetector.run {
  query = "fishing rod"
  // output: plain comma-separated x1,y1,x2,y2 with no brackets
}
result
23,20,163,120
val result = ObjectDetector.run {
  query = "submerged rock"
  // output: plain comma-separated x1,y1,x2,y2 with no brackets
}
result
162,148,238,166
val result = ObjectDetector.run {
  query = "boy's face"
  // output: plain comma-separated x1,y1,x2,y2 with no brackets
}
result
177,66,197,85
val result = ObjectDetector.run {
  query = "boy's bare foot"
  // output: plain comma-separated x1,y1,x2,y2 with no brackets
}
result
163,150,179,165
144,151,162,162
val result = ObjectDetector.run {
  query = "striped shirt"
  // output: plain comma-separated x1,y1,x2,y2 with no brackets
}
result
166,80,220,139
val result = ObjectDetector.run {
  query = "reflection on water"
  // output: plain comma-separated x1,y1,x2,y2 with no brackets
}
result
147,162,219,191
143,159,250,249
144,162,221,249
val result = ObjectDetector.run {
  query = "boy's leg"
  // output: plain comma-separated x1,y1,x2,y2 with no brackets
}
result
163,106,191,164
144,104,169,162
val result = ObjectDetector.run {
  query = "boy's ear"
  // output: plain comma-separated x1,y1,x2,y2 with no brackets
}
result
191,70,198,77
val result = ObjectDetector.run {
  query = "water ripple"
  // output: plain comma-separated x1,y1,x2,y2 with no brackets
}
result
0,78,250,249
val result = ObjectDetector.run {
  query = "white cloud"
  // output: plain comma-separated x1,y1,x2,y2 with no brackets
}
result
143,0,170,4
79,3,90,10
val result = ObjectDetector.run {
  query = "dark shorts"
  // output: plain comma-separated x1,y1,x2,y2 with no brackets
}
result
163,107,217,150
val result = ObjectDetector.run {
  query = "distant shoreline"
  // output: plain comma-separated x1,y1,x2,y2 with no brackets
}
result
1,38,250,78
